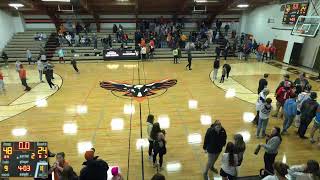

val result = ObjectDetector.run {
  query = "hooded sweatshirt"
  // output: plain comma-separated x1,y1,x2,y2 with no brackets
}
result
284,98,297,117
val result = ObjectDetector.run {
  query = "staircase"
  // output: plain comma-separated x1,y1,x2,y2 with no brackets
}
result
44,32,59,61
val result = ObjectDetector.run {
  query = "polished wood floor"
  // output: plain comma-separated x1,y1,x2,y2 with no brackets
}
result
1,59,320,180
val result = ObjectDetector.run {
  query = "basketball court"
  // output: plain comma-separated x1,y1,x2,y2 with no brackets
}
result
1,59,320,179
1,0,320,179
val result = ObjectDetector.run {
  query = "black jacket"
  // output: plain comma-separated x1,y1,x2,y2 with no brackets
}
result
203,127,227,153
214,60,220,69
80,159,109,180
223,64,231,72
301,99,318,120
258,78,268,94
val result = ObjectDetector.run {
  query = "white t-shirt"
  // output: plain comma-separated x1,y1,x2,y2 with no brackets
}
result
221,153,238,176
297,93,310,111
262,175,280,180
256,91,267,111
37,60,44,70
141,47,147,54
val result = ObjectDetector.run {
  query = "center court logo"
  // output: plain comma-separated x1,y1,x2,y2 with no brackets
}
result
100,79,177,102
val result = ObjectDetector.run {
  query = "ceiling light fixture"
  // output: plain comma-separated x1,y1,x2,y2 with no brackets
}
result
237,4,249,8
194,0,220,2
8,3,24,9
41,0,70,2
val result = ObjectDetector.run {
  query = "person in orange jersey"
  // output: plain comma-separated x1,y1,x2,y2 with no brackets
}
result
19,64,31,91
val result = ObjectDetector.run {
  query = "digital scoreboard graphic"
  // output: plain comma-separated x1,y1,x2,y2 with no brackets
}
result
283,2,309,24
1,142,49,178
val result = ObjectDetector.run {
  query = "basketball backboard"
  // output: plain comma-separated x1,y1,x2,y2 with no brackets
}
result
291,16,320,37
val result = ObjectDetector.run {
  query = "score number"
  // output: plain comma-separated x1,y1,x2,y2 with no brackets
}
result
17,165,31,172
18,142,30,150
2,147,12,155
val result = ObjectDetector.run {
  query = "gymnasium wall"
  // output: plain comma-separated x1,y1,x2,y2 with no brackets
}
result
239,4,305,64
22,14,241,30
0,10,25,51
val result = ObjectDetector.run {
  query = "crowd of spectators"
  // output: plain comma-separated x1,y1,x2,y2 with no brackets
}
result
42,147,166,180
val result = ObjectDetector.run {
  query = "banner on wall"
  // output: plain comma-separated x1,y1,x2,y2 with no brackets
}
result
103,49,139,60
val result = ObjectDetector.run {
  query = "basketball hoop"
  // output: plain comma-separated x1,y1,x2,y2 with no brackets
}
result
291,16,320,37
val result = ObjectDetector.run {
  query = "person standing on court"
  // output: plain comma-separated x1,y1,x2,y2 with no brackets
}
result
259,127,282,174
26,48,32,64
185,51,192,70
234,134,246,166
295,84,312,128
203,120,227,179
219,142,238,180
282,93,297,135
15,60,21,72
71,56,79,73
173,47,179,64
222,63,231,79
213,59,220,80
153,131,167,170
256,98,273,138
44,64,57,89
19,64,31,91
258,74,269,94
146,114,155,160
220,66,227,83
309,104,320,144
37,59,44,83
0,69,5,92
298,92,318,139
252,88,270,125
58,48,65,64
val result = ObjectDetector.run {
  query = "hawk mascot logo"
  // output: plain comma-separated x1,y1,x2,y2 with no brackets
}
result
100,79,177,102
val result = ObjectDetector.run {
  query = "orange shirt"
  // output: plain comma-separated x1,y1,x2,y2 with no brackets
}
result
0,72,3,80
19,69,26,79
258,45,264,53
140,39,146,47
265,46,270,53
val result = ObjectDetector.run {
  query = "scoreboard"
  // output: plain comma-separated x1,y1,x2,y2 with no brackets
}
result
283,2,309,24
1,142,49,178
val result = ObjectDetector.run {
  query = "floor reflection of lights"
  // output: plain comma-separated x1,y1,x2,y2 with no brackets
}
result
106,64,119,70
166,161,182,173
35,98,48,107
111,118,124,131
187,133,202,144
76,105,88,114
236,131,251,143
188,100,198,109
282,153,287,164
225,88,236,98
63,122,78,135
157,115,170,129
123,64,138,69
77,141,93,154
136,138,149,150
243,112,255,123
123,104,135,115
200,115,212,125
12,128,27,137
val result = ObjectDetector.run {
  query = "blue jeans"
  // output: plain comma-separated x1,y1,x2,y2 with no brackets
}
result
283,114,295,132
257,118,269,137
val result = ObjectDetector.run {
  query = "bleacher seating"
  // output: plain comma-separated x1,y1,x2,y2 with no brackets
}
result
3,30,53,62
2,28,238,62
